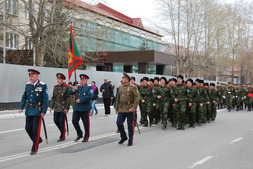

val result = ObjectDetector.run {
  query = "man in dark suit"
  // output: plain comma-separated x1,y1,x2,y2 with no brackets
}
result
100,78,113,116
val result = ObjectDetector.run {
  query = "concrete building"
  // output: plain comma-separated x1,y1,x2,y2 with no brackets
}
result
0,0,175,75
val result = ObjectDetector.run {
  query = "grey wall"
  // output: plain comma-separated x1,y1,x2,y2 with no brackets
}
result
0,63,174,103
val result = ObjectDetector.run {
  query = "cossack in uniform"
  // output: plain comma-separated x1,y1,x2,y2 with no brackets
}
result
19,69,49,155
50,73,70,142
70,74,94,142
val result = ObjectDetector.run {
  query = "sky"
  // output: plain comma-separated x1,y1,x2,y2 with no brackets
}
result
103,0,239,20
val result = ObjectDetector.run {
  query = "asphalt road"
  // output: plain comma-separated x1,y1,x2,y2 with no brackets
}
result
1,107,253,169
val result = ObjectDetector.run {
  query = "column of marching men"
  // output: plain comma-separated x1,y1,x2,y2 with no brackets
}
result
18,68,253,155
135,75,220,130
135,76,253,131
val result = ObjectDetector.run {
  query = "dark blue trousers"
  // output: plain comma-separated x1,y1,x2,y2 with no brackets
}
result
72,111,90,140
25,116,42,152
116,112,134,143
54,112,66,140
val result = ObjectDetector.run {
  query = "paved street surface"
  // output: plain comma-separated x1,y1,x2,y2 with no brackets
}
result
1,106,253,169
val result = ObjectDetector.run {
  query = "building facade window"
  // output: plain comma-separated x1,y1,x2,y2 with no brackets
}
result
6,32,19,49
6,0,18,15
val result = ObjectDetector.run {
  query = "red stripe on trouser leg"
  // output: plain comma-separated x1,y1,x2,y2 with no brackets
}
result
63,115,66,140
86,111,90,140
131,118,135,142
34,117,42,152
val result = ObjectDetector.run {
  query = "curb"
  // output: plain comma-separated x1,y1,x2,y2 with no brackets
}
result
0,104,114,120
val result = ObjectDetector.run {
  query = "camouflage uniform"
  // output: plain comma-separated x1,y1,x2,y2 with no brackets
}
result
204,86,211,123
195,86,208,125
139,85,153,126
173,83,188,130
246,85,253,111
235,86,245,111
158,85,171,129
152,84,161,124
186,86,197,127
209,87,219,121
220,86,227,108
226,86,236,112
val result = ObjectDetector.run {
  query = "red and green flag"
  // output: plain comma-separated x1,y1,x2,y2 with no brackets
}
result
68,24,82,80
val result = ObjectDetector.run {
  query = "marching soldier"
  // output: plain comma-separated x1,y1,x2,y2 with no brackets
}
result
18,69,49,155
204,83,211,123
115,72,140,146
49,73,70,142
195,79,208,126
226,82,236,112
246,83,253,111
209,83,219,121
139,77,153,127
152,77,161,124
186,79,197,128
157,77,171,129
221,84,227,108
168,78,177,127
173,75,188,130
70,74,94,142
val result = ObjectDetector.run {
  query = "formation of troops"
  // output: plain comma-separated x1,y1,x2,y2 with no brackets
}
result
18,69,253,155
132,75,253,131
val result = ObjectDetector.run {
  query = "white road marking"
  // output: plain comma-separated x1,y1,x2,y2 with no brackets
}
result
99,115,117,119
230,137,243,144
189,156,213,168
0,122,72,135
0,128,24,134
0,132,118,163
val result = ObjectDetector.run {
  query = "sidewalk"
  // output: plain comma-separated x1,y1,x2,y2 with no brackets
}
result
0,104,109,119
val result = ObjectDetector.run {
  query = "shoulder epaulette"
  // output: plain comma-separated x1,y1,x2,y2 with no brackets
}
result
148,85,153,87
26,82,32,84
166,85,171,87
39,81,46,85
203,86,208,89
184,84,188,87
63,84,69,87
54,84,59,87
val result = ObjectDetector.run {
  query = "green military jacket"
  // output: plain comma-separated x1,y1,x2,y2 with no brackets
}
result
236,87,246,98
186,86,197,103
152,84,161,105
173,84,188,102
115,83,140,112
209,89,219,103
139,85,153,103
158,85,172,103
226,86,236,97
195,87,209,103
50,82,70,112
